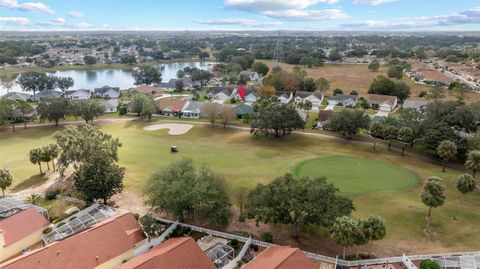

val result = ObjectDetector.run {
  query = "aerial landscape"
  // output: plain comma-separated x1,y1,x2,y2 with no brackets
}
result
0,0,479,268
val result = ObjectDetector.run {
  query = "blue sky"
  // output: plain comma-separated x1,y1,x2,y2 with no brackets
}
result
0,0,479,31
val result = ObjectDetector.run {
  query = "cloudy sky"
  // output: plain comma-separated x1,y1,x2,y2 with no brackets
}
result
0,0,479,31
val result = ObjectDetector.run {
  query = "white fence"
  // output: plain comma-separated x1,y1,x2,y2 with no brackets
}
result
154,217,480,268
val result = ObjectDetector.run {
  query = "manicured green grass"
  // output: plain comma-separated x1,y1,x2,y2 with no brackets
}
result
293,156,420,195
1,119,480,254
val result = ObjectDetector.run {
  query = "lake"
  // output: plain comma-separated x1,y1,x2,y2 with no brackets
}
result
0,61,215,96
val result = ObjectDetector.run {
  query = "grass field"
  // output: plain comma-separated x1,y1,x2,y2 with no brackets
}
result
262,60,480,103
293,156,420,195
1,120,480,255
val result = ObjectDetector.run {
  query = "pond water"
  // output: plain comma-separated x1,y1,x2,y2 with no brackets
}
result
0,61,215,95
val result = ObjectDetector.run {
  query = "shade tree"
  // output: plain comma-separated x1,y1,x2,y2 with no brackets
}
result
421,176,445,232
0,169,13,197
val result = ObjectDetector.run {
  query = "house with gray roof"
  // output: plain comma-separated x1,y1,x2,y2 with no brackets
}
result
294,91,324,108
65,89,91,100
100,99,118,113
275,91,293,104
31,90,62,102
239,71,261,82
1,92,30,102
208,87,235,101
402,99,428,111
181,101,204,119
234,104,253,118
94,86,120,99
328,94,358,107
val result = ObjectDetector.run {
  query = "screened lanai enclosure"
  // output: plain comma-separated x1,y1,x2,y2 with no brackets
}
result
204,242,235,268
42,203,116,245
0,197,48,220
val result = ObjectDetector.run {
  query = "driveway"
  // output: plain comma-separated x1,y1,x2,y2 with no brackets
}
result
374,110,390,117
324,104,336,110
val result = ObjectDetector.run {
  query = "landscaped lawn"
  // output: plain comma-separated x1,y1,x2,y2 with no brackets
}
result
1,119,480,255
293,156,420,195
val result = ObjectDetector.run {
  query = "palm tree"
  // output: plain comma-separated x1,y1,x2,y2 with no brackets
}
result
0,169,13,197
455,174,476,219
362,215,386,256
421,177,445,232
29,148,43,174
331,216,357,259
465,150,480,178
436,140,457,172
26,194,41,205
40,146,52,171
47,144,60,172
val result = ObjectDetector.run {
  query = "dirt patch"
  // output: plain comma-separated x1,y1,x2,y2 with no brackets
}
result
143,123,193,135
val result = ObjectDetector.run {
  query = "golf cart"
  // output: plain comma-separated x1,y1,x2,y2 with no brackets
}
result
170,146,178,153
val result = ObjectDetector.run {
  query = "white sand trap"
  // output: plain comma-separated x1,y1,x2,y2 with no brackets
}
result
143,123,193,135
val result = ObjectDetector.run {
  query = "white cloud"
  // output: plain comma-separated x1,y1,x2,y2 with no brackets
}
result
74,22,93,29
353,0,397,5
195,18,282,27
263,9,349,20
341,7,480,30
224,0,347,20
67,11,83,18
50,17,66,24
0,16,30,25
0,0,54,13
225,0,337,12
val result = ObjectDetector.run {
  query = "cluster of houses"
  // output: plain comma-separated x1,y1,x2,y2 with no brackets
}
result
0,197,321,269
405,61,454,87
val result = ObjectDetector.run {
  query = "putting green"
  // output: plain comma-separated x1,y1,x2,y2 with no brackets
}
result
293,156,420,195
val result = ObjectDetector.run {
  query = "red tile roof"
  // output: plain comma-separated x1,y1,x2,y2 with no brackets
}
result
243,246,317,269
0,208,49,247
119,237,216,269
0,212,146,269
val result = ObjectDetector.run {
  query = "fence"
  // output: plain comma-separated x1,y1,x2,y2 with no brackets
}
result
154,217,480,268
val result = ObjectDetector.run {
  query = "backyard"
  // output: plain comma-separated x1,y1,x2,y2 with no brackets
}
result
0,120,479,256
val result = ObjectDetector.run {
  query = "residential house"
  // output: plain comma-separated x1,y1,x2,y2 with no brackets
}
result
1,92,31,102
402,99,428,111
367,94,398,112
181,101,204,119
157,81,176,92
65,89,91,100
94,86,120,99
119,237,216,269
157,98,187,117
0,213,146,269
239,71,261,82
0,208,49,262
275,91,293,104
100,99,119,113
296,109,308,122
31,90,62,102
208,87,235,101
316,110,334,129
243,246,317,269
234,104,253,118
233,88,257,102
128,85,164,96
328,94,358,107
294,91,323,108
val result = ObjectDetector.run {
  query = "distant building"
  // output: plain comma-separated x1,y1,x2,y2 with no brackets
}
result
294,91,323,108
208,86,235,101
64,89,91,100
328,94,358,107
275,91,293,104
31,90,62,102
100,99,119,113
239,71,261,81
233,88,257,102
157,98,187,117
402,99,428,111
367,94,398,112
181,101,204,119
0,92,30,102
128,85,164,96
234,103,253,118
317,110,334,129
94,85,120,99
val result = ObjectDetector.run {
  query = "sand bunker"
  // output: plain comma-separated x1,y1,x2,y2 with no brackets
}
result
143,123,193,135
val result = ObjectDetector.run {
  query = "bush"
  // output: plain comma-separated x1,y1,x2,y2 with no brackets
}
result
420,260,440,269
238,212,246,222
418,90,427,97
333,88,343,95
45,187,61,200
43,227,52,234
260,232,273,243
133,213,140,220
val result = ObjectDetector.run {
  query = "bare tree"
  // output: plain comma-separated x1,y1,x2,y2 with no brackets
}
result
220,105,237,128
0,75,14,94
200,102,223,127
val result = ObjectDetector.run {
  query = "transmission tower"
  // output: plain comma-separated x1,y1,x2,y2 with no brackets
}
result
272,39,285,63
